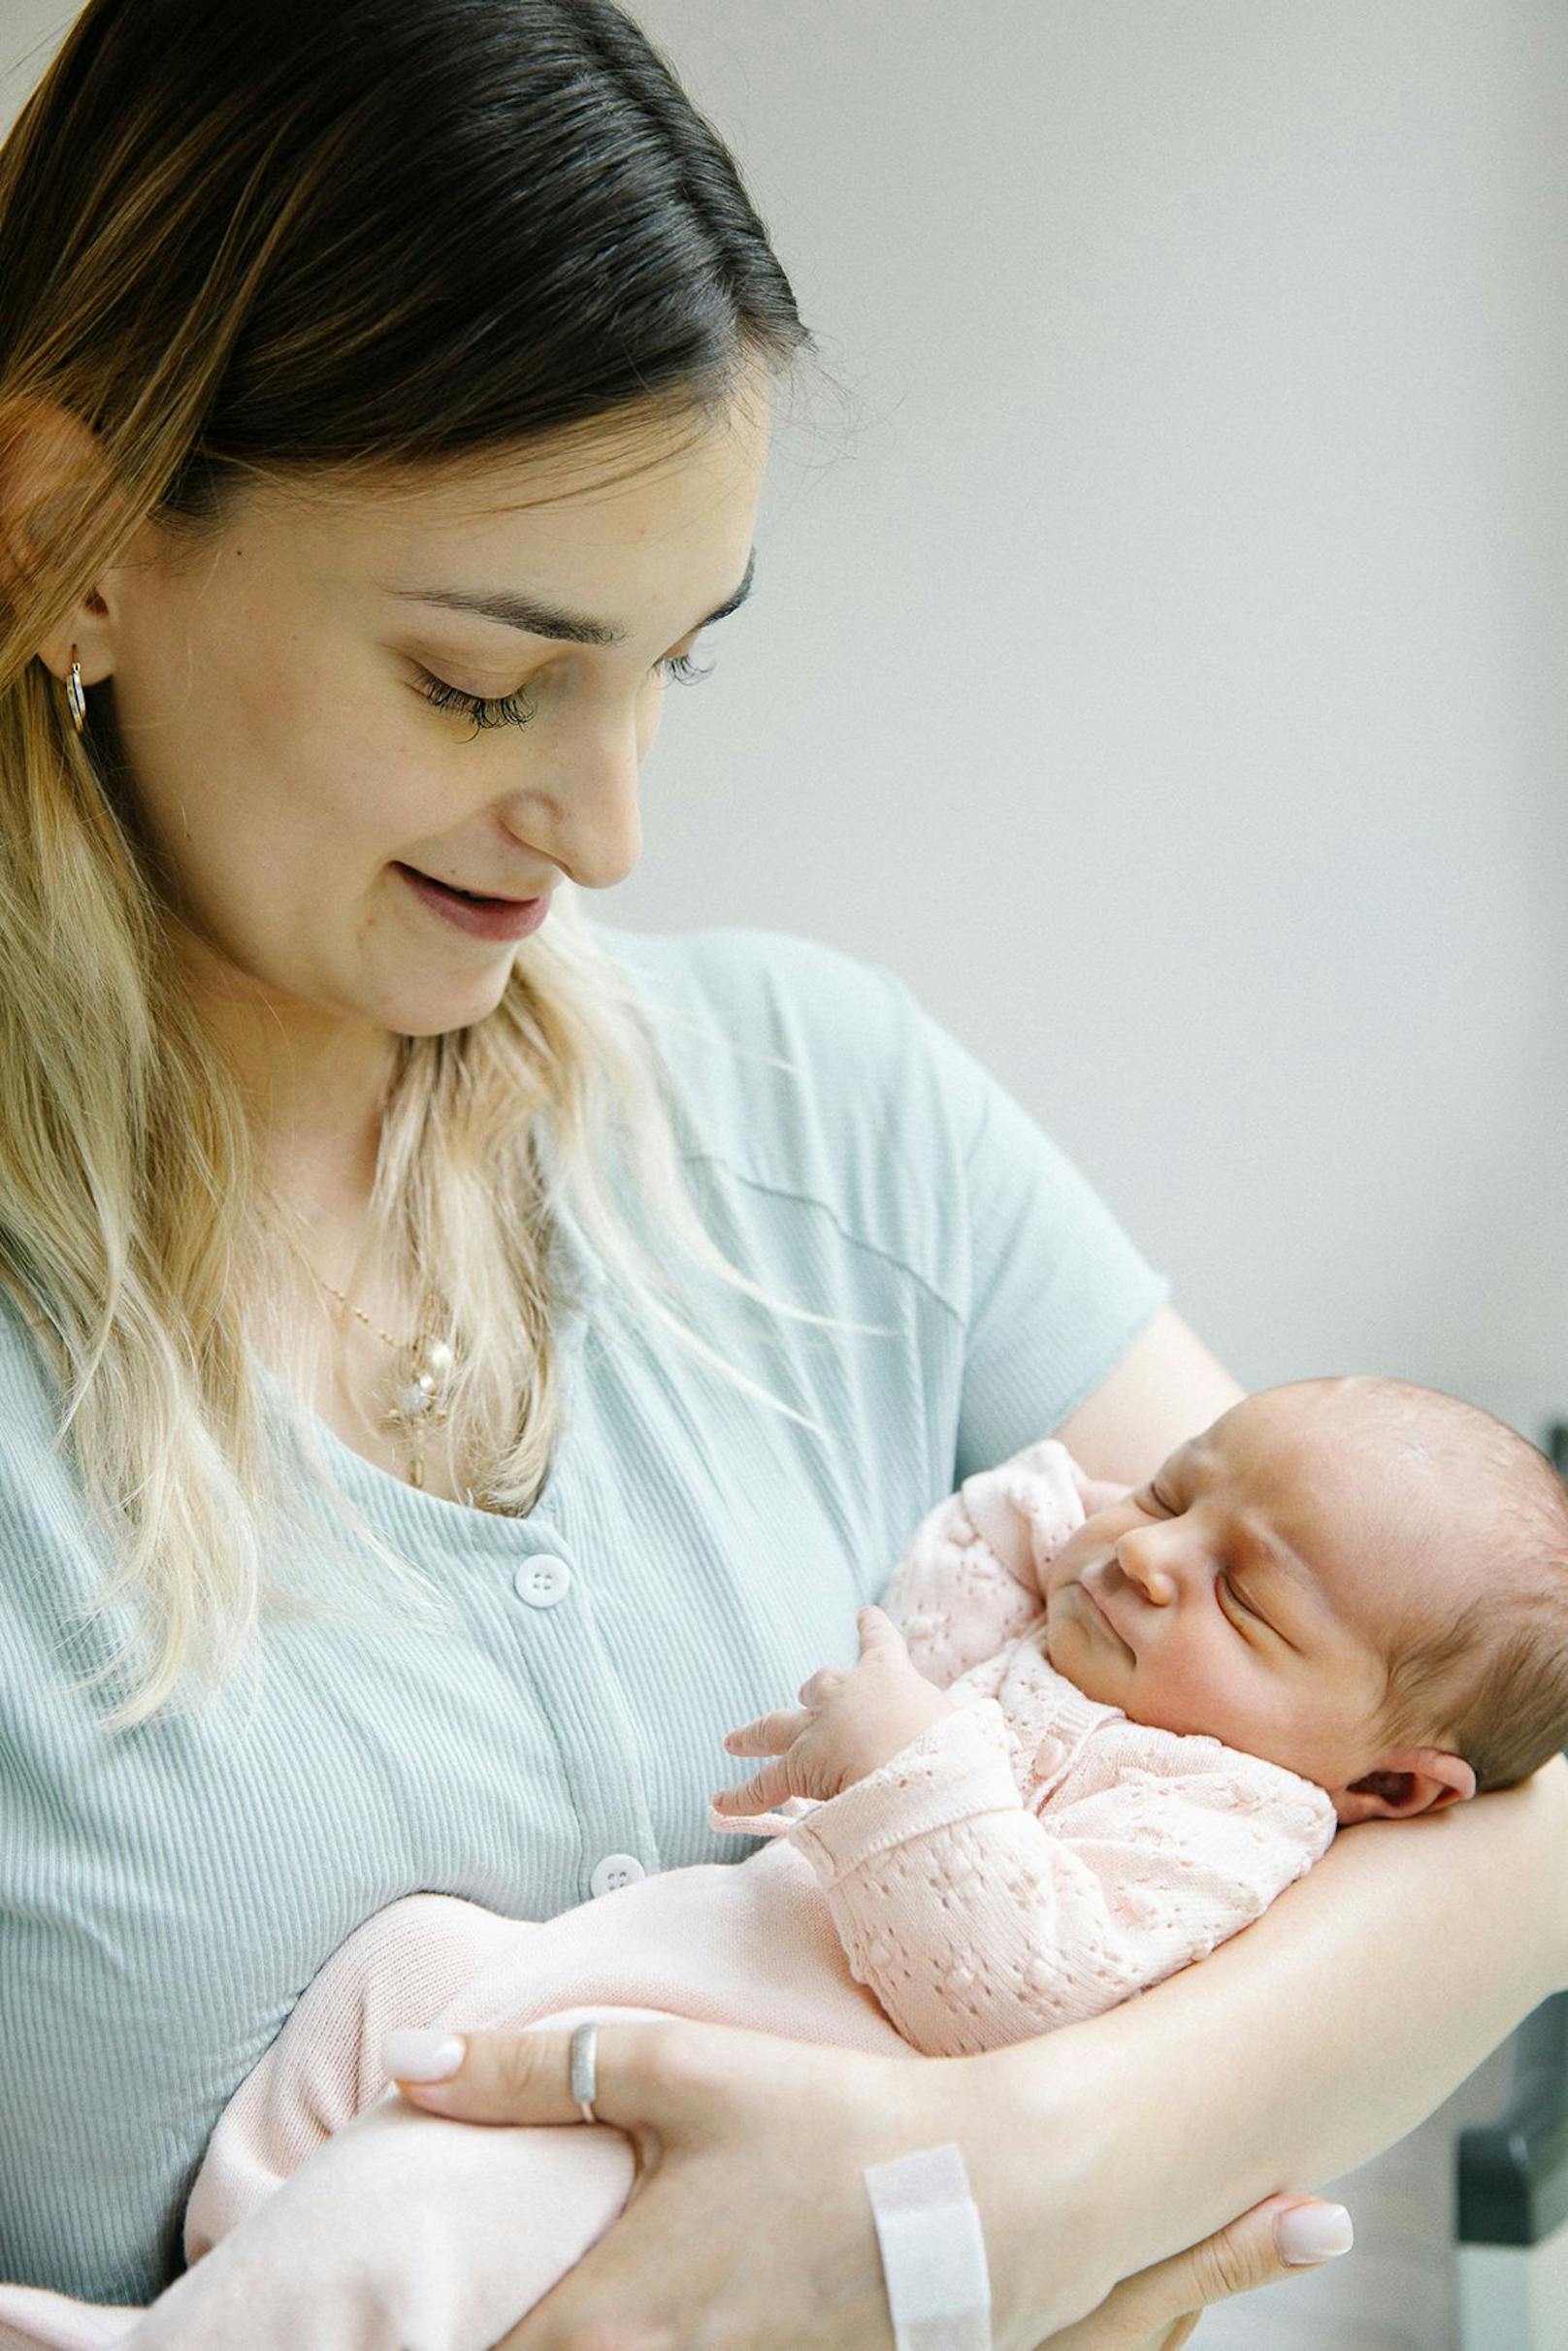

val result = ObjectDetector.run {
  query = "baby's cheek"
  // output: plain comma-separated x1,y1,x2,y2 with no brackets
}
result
1128,1653,1243,1744
1044,1604,1115,1699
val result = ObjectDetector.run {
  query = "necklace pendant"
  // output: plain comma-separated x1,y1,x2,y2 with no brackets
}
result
311,1258,457,1486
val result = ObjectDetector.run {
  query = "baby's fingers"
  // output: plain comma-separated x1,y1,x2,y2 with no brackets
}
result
857,1605,902,1646
722,1708,811,1756
711,1757,795,1814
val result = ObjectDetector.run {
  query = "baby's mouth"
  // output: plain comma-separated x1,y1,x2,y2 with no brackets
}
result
1076,1571,1135,1656
1080,1579,1117,1629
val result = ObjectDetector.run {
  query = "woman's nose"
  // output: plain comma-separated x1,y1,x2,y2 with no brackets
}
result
502,716,644,892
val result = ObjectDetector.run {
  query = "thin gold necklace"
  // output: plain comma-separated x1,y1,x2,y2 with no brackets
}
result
311,1273,457,1491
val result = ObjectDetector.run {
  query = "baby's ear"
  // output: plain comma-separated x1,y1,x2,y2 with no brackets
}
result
1334,1748,1476,1825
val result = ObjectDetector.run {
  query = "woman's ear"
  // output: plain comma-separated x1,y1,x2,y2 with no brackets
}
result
1332,1748,1477,1826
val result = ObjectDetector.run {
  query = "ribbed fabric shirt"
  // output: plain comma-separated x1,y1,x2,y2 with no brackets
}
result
0,921,1167,2303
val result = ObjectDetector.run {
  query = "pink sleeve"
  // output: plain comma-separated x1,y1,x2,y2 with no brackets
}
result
877,1438,1094,1686
782,1699,1338,2059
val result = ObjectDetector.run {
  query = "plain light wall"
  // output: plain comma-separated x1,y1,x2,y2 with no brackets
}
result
5,2,1565,1442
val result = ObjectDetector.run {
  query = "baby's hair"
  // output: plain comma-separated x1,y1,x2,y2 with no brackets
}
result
1312,1377,1568,1794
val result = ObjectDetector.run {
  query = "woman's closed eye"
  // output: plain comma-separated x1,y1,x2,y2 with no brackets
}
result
413,647,717,735
416,669,539,731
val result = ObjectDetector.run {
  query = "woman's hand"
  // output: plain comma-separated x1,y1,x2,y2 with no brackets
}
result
385,2016,1352,2349
712,1604,956,1812
1036,2194,1352,2350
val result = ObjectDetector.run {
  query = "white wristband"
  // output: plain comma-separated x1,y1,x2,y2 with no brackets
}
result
863,2140,994,2350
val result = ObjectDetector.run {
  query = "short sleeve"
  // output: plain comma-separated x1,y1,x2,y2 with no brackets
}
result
892,982,1169,1485
586,916,1168,1518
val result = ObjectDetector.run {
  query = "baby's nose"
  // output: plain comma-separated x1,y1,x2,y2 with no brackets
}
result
1115,1530,1178,1605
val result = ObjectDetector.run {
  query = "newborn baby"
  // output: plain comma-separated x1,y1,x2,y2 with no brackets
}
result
3,1375,1564,2351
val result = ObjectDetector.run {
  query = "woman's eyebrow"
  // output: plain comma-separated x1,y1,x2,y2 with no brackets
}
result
383,546,757,646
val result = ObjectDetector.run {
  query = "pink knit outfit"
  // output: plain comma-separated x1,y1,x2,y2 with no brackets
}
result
0,1439,1336,2350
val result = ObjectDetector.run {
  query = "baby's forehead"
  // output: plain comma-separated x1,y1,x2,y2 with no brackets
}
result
1230,1384,1483,1504
1265,1375,1498,1470
1215,1385,1555,1670
1269,1415,1501,1623
1202,1397,1451,1594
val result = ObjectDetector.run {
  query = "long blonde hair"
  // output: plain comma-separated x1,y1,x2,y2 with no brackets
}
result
0,0,872,1733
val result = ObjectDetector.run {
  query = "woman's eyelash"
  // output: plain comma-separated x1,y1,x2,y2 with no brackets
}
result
415,650,716,735
657,651,714,686
417,672,539,731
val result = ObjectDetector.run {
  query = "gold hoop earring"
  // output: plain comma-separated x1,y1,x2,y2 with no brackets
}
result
65,645,86,735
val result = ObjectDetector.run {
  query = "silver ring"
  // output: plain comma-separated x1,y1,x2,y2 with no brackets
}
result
569,2019,599,2124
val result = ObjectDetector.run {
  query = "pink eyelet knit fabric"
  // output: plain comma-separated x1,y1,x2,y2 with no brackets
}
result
0,1439,1335,2350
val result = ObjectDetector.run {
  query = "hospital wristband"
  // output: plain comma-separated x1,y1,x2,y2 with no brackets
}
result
863,2139,994,2349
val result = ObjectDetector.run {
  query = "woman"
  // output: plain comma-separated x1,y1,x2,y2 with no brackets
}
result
0,3,1561,2346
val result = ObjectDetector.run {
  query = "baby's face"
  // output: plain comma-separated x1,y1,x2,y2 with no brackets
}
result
1042,1386,1459,1797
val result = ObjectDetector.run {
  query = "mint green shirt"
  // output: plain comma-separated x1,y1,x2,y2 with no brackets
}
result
0,923,1167,2302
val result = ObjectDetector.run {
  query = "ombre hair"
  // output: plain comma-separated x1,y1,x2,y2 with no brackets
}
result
0,0,871,1732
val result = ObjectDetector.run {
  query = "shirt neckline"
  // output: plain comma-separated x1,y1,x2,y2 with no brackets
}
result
251,1191,606,1539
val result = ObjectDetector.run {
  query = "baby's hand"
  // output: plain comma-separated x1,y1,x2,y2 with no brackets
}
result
712,1606,957,1814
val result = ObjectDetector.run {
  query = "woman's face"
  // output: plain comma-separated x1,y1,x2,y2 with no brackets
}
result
94,380,769,1065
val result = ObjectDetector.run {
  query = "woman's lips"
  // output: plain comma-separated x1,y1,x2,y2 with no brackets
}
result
405,865,536,904
396,864,551,941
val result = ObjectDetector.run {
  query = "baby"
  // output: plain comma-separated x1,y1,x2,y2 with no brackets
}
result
3,1374,1565,2351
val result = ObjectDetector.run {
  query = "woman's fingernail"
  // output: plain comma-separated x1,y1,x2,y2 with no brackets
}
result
1275,2204,1355,2265
382,2029,465,2082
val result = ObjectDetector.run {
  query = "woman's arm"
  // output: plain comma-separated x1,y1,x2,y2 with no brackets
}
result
984,1744,1568,2302
1054,1306,1244,1486
386,1709,1568,2349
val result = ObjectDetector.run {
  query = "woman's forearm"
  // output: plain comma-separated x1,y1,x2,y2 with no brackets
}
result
985,1750,1568,2294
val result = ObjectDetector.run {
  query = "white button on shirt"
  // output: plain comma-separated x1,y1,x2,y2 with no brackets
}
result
590,1853,646,1897
513,1554,572,1607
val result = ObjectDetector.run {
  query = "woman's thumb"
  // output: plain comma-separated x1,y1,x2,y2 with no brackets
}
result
1187,2194,1354,2302
381,2013,678,2128
1153,2195,1354,2344
1064,2192,1353,2351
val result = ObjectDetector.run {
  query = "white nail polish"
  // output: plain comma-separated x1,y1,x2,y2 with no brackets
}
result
1275,2204,1354,2264
382,2029,464,2081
